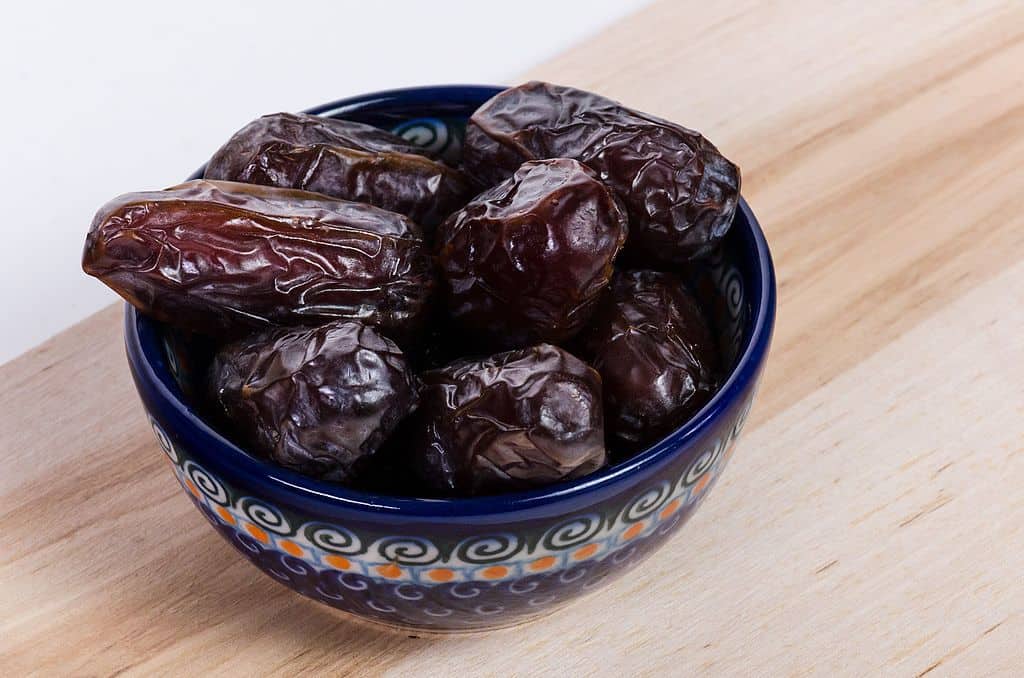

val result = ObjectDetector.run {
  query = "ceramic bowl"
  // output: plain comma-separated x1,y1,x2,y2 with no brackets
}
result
124,85,776,633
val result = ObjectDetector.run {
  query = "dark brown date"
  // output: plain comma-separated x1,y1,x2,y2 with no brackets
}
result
82,179,434,340
413,343,606,495
579,270,721,454
463,81,741,264
204,112,472,229
437,158,627,350
208,319,419,482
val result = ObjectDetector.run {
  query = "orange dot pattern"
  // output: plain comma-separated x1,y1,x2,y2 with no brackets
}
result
480,566,508,580
376,563,403,579
623,522,645,541
428,568,455,582
573,544,599,560
692,473,711,496
245,523,269,544
530,556,557,572
325,555,351,570
659,499,681,520
216,506,236,525
279,540,303,557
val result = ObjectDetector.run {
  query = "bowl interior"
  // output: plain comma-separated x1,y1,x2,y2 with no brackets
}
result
136,85,772,513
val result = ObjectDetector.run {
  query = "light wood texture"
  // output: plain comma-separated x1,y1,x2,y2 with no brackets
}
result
2,1,1023,674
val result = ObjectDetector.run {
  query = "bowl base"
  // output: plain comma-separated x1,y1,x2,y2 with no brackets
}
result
322,600,570,637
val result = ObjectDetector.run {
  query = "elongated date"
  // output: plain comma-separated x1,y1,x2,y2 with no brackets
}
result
413,343,607,495
82,179,434,339
204,112,472,229
463,81,741,264
209,319,419,482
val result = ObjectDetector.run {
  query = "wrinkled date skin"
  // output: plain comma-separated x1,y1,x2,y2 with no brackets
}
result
414,344,607,495
204,113,473,230
82,179,435,340
209,320,419,482
463,81,741,264
579,270,721,455
437,158,627,350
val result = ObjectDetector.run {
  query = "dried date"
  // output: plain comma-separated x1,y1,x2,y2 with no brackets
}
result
579,270,721,454
463,81,741,264
208,319,419,482
82,179,435,340
413,343,606,495
437,158,627,350
204,112,472,229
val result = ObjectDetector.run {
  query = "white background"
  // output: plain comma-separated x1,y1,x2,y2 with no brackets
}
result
0,0,647,365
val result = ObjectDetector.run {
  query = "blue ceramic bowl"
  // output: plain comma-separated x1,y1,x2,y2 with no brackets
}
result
125,85,776,633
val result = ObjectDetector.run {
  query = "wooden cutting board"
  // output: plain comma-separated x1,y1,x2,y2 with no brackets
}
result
3,1,1023,674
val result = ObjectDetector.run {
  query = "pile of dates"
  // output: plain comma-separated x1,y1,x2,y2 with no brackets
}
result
83,81,740,497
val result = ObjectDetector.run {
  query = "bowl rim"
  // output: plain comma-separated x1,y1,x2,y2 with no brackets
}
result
126,84,777,518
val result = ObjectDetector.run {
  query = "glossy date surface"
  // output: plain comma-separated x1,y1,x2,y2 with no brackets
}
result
413,344,606,495
208,320,419,482
82,179,434,339
204,112,472,229
437,158,627,350
579,270,721,455
463,81,741,264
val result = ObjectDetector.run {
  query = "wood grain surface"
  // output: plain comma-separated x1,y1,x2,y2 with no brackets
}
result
2,1,1023,675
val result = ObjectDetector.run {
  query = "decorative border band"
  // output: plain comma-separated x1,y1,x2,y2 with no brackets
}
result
151,394,748,586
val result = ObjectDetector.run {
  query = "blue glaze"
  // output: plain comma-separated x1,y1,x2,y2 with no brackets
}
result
124,85,776,631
